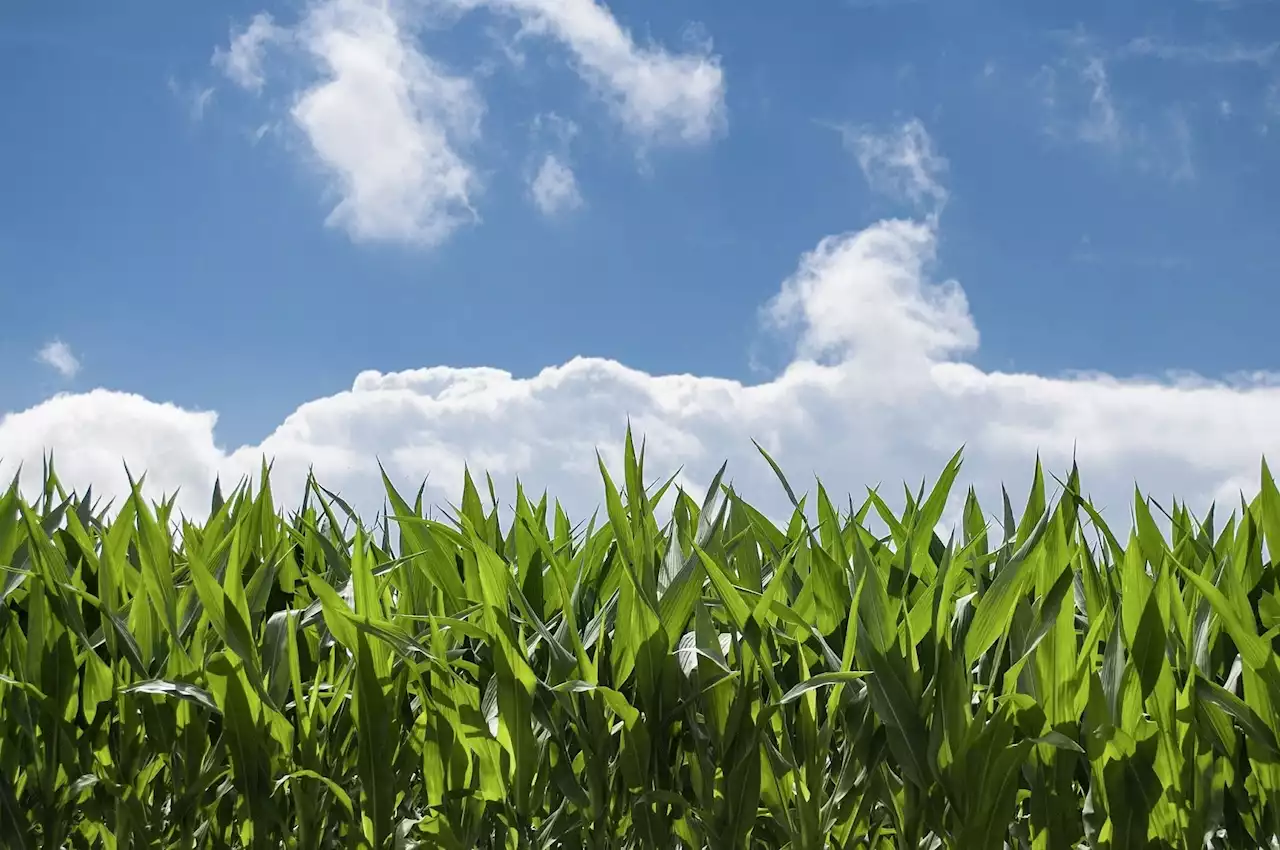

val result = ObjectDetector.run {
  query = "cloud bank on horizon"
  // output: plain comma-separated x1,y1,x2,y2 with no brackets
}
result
3,0,1276,531
5,110,1277,527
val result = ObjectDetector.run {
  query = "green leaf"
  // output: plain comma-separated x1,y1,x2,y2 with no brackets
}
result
965,504,1051,665
767,670,871,713
1176,555,1270,671
122,679,221,714
1031,730,1085,753
1195,676,1280,761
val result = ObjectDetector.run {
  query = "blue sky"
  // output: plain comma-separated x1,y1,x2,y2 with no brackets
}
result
3,0,1280,522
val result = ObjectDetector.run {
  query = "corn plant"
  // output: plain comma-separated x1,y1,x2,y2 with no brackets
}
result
2,432,1280,848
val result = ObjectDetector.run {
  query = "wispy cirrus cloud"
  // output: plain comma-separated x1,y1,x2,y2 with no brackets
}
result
212,13,284,93
1122,35,1279,66
839,118,949,213
167,77,216,122
1035,33,1196,181
1037,48,1123,150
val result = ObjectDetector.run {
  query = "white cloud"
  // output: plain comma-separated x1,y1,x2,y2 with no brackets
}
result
5,121,1275,531
36,340,80,379
1036,34,1124,152
213,13,284,92
6,218,1274,530
454,0,726,144
841,118,949,211
532,111,580,145
213,0,719,245
765,220,975,369
167,78,217,122
213,2,483,246
1037,40,1198,181
290,0,484,245
1166,107,1196,182
192,87,216,120
1077,56,1123,148
529,153,583,215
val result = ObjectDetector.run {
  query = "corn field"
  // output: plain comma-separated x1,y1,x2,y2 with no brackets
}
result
3,433,1280,849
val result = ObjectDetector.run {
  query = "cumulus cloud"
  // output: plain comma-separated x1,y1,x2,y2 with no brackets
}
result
211,1,483,245
1,392,221,504
4,120,1275,530
765,220,975,368
529,153,583,215
5,222,1272,529
464,0,726,144
36,340,80,379
290,0,484,245
213,13,283,92
211,0,720,245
